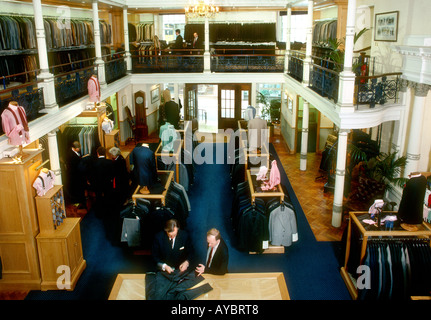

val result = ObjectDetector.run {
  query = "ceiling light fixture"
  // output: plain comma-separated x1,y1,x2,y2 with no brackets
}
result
185,0,219,18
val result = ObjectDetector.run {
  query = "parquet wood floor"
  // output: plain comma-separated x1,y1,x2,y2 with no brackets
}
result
271,127,347,242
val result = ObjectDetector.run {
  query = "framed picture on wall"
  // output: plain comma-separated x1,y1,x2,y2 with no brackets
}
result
288,96,293,112
374,11,399,42
151,87,160,104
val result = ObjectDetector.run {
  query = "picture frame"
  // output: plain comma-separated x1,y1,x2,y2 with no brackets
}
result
151,87,160,104
374,11,399,42
288,96,293,113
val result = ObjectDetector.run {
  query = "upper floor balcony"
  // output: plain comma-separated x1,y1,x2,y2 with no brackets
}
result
1,45,404,139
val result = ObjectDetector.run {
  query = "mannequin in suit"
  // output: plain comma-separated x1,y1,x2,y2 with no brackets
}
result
152,219,194,273
398,172,427,225
129,143,158,194
195,228,229,276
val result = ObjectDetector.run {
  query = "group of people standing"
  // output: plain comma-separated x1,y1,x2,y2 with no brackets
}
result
65,141,131,244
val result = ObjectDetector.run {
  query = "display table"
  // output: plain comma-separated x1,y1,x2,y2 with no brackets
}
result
132,170,174,206
108,272,289,300
155,140,182,183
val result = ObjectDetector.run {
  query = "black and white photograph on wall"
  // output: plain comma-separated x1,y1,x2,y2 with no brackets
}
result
374,11,399,42
151,87,160,104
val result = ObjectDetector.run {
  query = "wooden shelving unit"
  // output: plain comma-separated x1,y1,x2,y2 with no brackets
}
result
35,184,86,291
132,170,174,206
340,211,431,300
0,149,44,290
246,169,285,254
154,140,183,183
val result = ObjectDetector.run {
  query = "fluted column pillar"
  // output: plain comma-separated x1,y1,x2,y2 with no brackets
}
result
123,6,132,73
284,5,292,73
404,82,430,176
33,0,58,112
392,79,410,156
47,130,62,184
92,0,106,86
204,17,211,73
300,101,309,171
336,0,356,113
302,0,313,86
332,129,349,227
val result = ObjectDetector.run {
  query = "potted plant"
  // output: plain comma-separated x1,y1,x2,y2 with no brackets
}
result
257,92,281,137
353,151,408,206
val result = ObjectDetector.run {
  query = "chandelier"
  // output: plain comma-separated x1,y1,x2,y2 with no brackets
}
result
185,0,219,18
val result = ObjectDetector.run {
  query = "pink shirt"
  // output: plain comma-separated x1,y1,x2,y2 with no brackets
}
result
1,103,30,145
261,160,280,191
87,76,100,102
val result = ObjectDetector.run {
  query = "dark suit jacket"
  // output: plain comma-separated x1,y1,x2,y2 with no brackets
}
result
65,148,85,203
112,155,130,202
93,156,114,194
174,34,183,49
192,36,203,49
152,229,193,270
130,145,158,187
164,101,180,129
398,175,427,224
205,237,229,275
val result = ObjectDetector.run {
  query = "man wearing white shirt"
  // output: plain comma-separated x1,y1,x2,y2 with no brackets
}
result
196,228,229,276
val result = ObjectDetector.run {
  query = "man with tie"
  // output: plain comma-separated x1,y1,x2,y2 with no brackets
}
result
152,219,193,273
65,141,86,208
195,228,229,276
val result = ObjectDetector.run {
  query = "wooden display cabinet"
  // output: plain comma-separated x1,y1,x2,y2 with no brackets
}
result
35,185,66,232
104,128,120,151
0,149,43,290
35,185,86,290
36,218,86,291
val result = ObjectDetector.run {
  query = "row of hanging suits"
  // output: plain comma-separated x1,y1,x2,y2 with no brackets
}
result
128,23,154,42
357,240,431,300
231,177,298,253
0,55,38,84
0,15,36,50
313,19,337,44
120,180,191,249
157,147,195,192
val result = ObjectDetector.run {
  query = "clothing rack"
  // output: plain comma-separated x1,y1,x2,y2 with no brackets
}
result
340,211,431,300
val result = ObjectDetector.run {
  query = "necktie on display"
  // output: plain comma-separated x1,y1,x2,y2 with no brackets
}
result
169,238,174,249
206,247,213,267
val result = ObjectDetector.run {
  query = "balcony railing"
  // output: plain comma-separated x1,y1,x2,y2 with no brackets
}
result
0,71,45,136
355,73,401,108
210,49,285,72
104,51,128,84
54,65,96,107
287,50,305,82
309,55,342,103
132,49,204,73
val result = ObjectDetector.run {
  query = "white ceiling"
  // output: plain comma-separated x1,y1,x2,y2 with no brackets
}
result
100,0,311,10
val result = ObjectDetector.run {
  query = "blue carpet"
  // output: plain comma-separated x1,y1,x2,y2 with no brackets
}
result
25,143,351,300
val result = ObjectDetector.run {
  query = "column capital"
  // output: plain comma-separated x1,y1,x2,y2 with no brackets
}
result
413,82,431,97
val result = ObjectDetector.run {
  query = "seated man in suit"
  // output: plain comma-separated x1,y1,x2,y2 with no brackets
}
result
152,219,194,274
195,228,229,276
